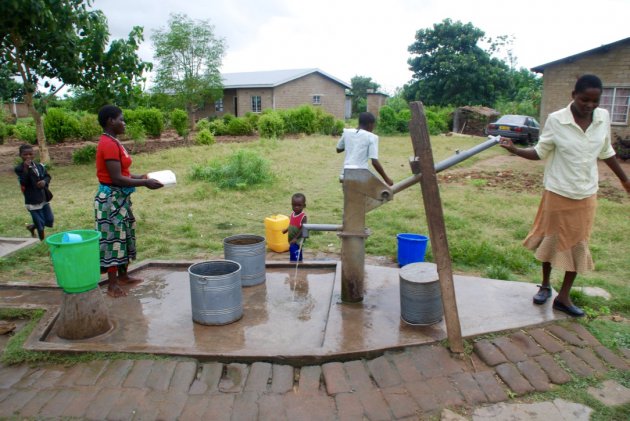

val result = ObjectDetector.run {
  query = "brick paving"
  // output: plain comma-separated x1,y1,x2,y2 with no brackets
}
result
1,321,629,420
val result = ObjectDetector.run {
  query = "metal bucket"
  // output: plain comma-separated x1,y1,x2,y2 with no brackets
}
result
399,262,443,325
188,260,243,325
223,234,266,287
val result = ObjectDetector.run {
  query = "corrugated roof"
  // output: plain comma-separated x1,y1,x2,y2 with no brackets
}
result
531,37,630,73
221,68,351,89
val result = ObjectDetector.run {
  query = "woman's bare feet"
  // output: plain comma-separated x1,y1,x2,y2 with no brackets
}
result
107,281,127,298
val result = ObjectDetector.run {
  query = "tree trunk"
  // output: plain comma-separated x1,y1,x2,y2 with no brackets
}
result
56,288,112,340
24,91,50,163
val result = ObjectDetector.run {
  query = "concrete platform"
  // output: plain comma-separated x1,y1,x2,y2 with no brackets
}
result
20,261,566,363
0,237,39,258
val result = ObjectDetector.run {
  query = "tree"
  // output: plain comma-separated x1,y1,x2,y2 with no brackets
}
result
152,13,226,128
0,65,23,103
0,0,150,162
406,19,511,107
350,75,380,116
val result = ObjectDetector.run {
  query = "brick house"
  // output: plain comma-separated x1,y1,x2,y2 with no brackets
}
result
531,37,630,140
201,68,351,120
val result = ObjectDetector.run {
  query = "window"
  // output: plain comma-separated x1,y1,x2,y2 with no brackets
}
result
215,98,224,112
251,96,261,113
312,95,321,105
600,87,630,124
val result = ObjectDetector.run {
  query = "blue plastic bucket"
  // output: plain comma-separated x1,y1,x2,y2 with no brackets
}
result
397,233,429,267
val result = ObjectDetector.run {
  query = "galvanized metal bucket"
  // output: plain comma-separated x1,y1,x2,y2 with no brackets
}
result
399,262,443,325
223,234,266,287
188,260,243,325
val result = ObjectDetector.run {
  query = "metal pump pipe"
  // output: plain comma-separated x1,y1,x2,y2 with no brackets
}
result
301,223,343,238
391,136,500,195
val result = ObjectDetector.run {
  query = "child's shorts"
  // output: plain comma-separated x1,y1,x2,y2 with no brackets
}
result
289,242,303,261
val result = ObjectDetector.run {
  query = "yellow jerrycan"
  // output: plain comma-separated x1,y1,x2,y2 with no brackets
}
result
264,214,290,252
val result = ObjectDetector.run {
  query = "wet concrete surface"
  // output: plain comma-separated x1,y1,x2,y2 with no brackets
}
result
16,261,566,363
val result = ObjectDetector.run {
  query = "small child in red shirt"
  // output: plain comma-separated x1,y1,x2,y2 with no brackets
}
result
282,193,307,261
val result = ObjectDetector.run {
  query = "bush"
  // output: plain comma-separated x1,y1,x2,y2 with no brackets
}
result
425,105,453,135
135,108,164,137
195,119,211,131
15,119,37,144
190,149,273,190
222,113,235,124
43,108,79,143
170,109,189,137
244,112,259,130
72,144,97,165
226,117,254,136
126,121,146,142
396,109,411,132
0,121,8,144
317,112,336,135
378,105,398,134
77,113,101,141
195,128,215,145
258,112,286,138
208,119,227,135
288,105,317,135
332,120,345,136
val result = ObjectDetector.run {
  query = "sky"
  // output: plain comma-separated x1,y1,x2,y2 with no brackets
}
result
95,0,630,94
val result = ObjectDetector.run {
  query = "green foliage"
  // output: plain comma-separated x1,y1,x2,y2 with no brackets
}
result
208,119,227,135
0,121,7,144
333,120,345,136
258,112,286,138
244,112,259,130
194,128,215,145
43,107,79,143
134,108,164,137
226,117,254,136
281,105,318,135
126,121,146,142
15,119,37,144
152,13,226,118
378,105,399,134
72,144,97,165
77,113,101,141
190,149,274,189
170,109,189,137
222,113,235,123
316,111,336,135
406,18,511,106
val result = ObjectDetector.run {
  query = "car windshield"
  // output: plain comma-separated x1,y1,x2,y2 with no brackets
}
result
495,115,527,125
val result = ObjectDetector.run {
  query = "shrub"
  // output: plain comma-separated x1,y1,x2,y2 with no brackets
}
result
170,109,189,137
126,121,146,142
396,109,411,132
77,113,101,141
195,128,215,145
195,119,211,132
0,121,8,144
332,119,345,136
258,112,286,138
44,108,80,143
190,149,273,190
15,119,37,144
135,108,164,137
288,105,317,135
425,106,452,135
208,119,227,135
226,117,254,136
72,144,97,165
317,112,336,135
378,105,398,134
222,113,235,124
244,112,259,130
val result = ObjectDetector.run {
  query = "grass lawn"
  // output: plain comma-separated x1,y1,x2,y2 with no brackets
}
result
1,134,628,324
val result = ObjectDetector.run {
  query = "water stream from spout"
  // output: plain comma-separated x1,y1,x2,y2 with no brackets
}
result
291,237,305,301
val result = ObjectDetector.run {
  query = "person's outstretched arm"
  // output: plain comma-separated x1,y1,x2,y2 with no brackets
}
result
499,138,540,160
603,156,630,194
371,159,393,186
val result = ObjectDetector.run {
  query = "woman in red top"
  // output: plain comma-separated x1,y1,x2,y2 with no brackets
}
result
95,105,162,297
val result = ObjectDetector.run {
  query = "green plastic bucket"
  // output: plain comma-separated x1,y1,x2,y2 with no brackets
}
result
45,230,101,293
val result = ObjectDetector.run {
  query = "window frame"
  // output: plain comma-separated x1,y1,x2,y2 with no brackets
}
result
215,98,224,112
600,86,630,125
251,95,262,113
312,95,321,105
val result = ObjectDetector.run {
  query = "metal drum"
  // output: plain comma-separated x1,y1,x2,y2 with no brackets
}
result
223,234,266,287
188,260,243,325
399,262,443,325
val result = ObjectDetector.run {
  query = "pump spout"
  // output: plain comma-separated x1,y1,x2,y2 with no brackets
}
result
301,223,343,239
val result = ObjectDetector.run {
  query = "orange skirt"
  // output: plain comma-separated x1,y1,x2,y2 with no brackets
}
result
523,190,597,273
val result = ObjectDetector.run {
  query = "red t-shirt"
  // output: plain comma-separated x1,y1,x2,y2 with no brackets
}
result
96,134,132,184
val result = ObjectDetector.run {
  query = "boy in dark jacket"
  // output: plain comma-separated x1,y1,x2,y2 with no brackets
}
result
14,144,54,240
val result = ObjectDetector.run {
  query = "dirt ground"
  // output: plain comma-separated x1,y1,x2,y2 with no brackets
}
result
2,134,628,202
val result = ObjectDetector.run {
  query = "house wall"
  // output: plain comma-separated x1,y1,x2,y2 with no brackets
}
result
538,42,630,140
367,93,388,117
1,102,29,120
234,88,273,117
273,73,346,119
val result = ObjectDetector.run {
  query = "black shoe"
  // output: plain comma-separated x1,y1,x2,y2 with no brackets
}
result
533,285,552,305
26,224,36,238
552,299,585,317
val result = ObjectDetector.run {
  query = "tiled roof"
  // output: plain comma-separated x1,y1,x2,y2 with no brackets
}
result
221,68,351,89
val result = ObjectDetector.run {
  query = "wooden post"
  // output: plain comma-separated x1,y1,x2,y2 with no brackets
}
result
408,101,464,353
57,288,112,340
